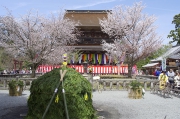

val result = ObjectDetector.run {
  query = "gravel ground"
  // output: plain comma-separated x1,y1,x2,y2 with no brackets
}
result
93,91,180,119
0,90,30,119
0,90,180,119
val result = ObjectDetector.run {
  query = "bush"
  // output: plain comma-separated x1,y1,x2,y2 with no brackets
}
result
26,67,97,119
129,80,142,90
8,79,24,96
8,79,24,89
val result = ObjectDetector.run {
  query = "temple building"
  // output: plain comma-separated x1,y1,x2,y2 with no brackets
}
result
142,45,180,75
37,10,133,74
64,10,113,65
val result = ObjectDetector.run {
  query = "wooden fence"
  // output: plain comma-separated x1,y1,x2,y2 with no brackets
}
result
0,74,158,91
91,78,158,91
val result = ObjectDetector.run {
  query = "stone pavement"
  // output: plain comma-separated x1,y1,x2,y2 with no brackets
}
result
0,90,119,119
0,90,29,119
2,90,179,119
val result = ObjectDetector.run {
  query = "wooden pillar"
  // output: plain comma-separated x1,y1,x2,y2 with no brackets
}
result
110,81,112,90
23,80,26,89
150,82,154,89
19,61,23,70
13,60,20,71
103,81,106,90
13,60,17,71
123,81,126,89
116,81,120,90
3,79,7,89
144,81,147,90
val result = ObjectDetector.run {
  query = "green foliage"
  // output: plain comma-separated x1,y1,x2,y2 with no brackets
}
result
26,67,97,119
0,47,13,70
129,80,142,90
136,45,171,69
168,13,180,45
8,80,24,89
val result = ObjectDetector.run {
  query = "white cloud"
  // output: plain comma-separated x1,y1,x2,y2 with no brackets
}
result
71,0,117,9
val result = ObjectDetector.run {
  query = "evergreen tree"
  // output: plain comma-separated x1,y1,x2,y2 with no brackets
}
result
168,13,180,45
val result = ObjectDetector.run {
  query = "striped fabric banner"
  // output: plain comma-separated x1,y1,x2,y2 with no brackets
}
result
37,64,137,75
78,53,111,65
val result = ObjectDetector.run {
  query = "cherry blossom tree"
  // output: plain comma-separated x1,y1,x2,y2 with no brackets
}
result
100,2,162,77
0,11,79,77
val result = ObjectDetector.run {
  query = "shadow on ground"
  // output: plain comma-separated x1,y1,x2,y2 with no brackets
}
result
1,104,120,119
1,106,28,119
93,103,120,119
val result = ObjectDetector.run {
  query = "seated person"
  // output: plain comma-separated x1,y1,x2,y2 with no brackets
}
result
174,72,180,89
158,71,168,90
167,69,175,84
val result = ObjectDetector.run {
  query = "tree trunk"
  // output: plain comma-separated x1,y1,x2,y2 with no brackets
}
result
126,53,132,78
30,63,39,78
31,65,36,78
128,64,132,78
118,64,120,75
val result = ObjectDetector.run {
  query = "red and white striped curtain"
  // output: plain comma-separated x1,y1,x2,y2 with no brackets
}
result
36,65,137,74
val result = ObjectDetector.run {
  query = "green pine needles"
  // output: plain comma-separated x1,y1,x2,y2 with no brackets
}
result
129,80,142,91
8,79,24,89
25,67,97,119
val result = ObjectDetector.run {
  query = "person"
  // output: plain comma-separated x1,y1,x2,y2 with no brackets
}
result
155,68,161,76
145,70,149,75
174,72,180,90
167,69,175,86
153,69,157,76
158,71,169,90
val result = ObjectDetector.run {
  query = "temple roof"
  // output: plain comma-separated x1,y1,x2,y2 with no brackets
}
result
64,10,108,26
142,63,159,68
65,10,110,13
169,53,180,59
151,45,180,61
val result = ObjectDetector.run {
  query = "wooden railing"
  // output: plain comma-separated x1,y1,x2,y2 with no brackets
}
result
0,77,37,90
0,74,159,91
136,75,158,80
0,73,43,90
0,73,42,78
88,76,158,91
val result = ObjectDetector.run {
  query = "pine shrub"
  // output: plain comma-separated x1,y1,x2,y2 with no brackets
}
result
26,67,97,119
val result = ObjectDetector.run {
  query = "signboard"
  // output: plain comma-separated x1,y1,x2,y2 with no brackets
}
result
161,58,166,71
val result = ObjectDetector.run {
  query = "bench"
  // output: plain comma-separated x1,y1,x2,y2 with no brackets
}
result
151,83,173,98
171,83,180,97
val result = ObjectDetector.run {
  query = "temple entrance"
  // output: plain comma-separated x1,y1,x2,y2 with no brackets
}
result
13,59,23,73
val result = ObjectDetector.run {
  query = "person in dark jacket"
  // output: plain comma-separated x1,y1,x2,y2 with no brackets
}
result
155,69,161,76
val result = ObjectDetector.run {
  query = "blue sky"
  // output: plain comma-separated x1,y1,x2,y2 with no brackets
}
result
0,0,180,45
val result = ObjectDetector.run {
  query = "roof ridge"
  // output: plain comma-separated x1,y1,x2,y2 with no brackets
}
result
151,45,180,61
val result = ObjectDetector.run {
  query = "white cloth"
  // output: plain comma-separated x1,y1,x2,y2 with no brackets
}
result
93,76,100,80
167,71,175,77
78,54,82,64
104,54,106,64
174,75,180,82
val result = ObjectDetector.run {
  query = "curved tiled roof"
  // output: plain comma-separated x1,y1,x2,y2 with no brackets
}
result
151,45,180,61
142,63,159,68
64,10,108,26
169,53,180,59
